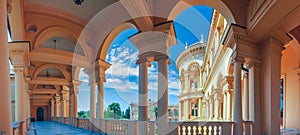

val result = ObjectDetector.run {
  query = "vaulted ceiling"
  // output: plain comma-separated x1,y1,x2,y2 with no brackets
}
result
25,0,118,21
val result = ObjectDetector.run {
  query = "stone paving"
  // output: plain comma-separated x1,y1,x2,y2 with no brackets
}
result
281,128,300,135
28,121,105,135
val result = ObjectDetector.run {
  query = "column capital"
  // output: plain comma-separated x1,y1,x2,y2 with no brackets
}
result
154,54,171,65
136,57,151,66
221,76,234,90
262,31,290,58
246,59,261,68
231,52,245,64
223,24,255,49
13,68,23,73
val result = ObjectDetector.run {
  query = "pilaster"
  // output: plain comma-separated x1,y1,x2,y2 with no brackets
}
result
260,33,289,135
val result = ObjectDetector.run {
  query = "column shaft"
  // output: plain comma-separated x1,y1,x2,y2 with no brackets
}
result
198,98,202,117
0,0,12,133
223,94,227,120
248,60,262,134
243,73,249,121
261,40,283,135
214,99,219,120
15,69,25,122
61,97,65,117
90,82,97,121
51,100,55,117
157,57,169,135
137,59,149,134
233,57,243,134
97,80,104,120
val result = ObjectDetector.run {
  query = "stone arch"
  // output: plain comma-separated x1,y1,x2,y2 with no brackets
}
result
98,22,138,60
72,67,82,81
34,26,87,58
33,64,70,81
168,0,236,24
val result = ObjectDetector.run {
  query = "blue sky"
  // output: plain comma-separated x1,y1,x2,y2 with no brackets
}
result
77,5,213,111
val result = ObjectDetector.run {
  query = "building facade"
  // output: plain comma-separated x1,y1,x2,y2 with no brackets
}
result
1,0,300,135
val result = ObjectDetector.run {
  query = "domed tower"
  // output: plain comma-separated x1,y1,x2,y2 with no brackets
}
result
176,39,206,120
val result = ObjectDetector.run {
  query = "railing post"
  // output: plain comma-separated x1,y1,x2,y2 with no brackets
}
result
128,121,138,135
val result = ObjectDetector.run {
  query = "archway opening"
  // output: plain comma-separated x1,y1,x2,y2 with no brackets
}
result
37,107,44,121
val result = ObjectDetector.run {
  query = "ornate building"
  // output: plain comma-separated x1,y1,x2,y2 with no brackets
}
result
176,40,206,120
1,0,300,135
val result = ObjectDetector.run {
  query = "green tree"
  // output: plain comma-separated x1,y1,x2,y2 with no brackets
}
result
104,102,122,119
123,107,130,119
153,106,158,119
78,110,89,118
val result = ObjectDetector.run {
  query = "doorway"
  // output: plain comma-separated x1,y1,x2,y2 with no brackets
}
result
37,107,44,121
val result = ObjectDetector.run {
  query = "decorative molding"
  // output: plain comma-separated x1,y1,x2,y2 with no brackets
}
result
176,43,206,69
120,0,153,31
246,59,262,68
247,0,275,31
136,57,151,66
231,52,245,64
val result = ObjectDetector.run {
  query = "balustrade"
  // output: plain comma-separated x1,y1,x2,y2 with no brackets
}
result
51,117,251,135
169,121,233,135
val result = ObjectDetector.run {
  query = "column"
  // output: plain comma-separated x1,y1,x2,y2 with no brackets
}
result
223,93,227,120
214,98,219,120
14,68,26,122
60,93,65,117
248,60,262,134
198,98,202,117
184,100,187,119
232,54,244,134
0,0,12,134
261,37,285,135
243,72,249,121
55,94,60,117
72,80,81,118
90,82,97,122
51,99,55,117
97,78,104,121
209,97,214,120
179,101,182,119
137,58,150,135
156,55,169,135
184,73,189,92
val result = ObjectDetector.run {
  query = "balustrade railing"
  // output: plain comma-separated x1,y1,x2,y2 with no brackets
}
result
51,117,252,135
168,121,234,135
77,118,90,130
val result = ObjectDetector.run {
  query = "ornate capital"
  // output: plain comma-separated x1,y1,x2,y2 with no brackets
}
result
246,59,261,68
13,68,23,73
136,57,151,67
262,31,289,58
231,52,245,64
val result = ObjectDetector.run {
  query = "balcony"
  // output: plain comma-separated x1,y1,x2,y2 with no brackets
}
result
51,117,253,135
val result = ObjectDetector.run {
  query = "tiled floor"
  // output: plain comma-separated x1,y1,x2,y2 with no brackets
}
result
28,121,105,135
281,128,300,135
